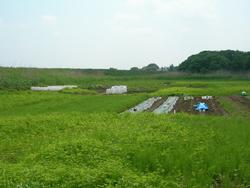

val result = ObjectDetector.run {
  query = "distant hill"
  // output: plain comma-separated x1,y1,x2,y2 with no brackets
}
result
178,50,250,73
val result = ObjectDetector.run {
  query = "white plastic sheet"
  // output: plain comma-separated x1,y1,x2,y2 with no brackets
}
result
128,97,161,113
201,96,213,100
31,85,77,91
154,97,179,114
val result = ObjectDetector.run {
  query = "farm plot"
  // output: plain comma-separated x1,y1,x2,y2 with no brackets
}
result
146,97,167,112
128,97,179,114
153,97,179,114
128,97,161,112
174,96,226,115
128,96,226,115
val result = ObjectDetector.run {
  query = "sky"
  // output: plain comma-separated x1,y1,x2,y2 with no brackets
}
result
0,0,250,69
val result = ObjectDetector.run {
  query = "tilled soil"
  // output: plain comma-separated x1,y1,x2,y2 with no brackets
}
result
173,97,226,115
147,97,167,112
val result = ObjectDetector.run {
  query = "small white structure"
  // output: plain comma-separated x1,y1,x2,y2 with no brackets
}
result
201,96,213,100
184,96,194,101
31,85,77,91
106,85,127,94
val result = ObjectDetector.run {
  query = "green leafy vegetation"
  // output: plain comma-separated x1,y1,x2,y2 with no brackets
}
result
1,67,250,91
178,50,250,73
61,88,98,95
152,81,250,96
0,112,250,187
0,92,147,116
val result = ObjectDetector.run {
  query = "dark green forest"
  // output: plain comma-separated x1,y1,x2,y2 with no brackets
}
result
178,50,250,73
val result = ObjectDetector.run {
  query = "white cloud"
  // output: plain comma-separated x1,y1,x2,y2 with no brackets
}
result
40,15,57,23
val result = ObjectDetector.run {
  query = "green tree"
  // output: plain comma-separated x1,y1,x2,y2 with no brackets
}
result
178,50,250,73
142,63,160,72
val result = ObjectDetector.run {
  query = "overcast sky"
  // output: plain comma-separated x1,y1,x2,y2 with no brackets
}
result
0,0,250,69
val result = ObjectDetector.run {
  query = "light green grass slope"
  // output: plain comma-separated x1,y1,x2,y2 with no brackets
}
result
0,113,250,187
0,92,147,116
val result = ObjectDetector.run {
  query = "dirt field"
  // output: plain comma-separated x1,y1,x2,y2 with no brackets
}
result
228,96,250,109
173,97,226,115
129,96,250,115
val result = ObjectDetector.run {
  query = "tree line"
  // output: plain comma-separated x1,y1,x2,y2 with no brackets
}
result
106,50,250,74
178,50,250,73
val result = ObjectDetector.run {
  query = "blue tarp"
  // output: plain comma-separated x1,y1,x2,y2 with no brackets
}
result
194,102,209,111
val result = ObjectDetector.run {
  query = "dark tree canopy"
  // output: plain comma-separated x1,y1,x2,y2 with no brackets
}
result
178,50,250,73
130,67,140,71
142,63,160,72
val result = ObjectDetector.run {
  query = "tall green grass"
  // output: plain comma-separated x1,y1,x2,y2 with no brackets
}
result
152,81,250,96
1,67,250,92
0,92,147,116
0,113,250,187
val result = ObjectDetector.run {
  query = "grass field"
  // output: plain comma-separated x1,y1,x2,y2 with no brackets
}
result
0,68,250,187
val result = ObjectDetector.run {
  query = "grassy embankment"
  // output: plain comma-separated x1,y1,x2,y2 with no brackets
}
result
0,67,250,187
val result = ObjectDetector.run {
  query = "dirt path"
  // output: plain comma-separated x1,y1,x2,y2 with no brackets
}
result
228,96,250,109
